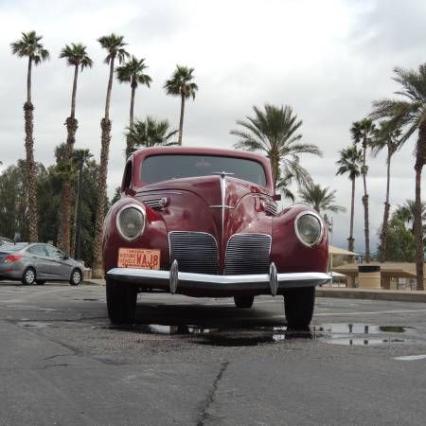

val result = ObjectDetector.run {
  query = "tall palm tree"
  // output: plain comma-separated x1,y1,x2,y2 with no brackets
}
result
126,117,178,156
351,118,376,263
231,104,322,191
370,121,402,261
10,31,49,242
336,145,363,252
299,183,345,215
57,43,92,254
92,34,129,278
164,65,198,145
116,56,152,157
371,64,426,289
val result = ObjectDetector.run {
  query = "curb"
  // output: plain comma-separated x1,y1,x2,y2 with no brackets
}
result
316,287,426,303
83,279,106,286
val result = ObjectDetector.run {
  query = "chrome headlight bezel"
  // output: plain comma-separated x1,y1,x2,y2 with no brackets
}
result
116,204,146,241
294,211,324,247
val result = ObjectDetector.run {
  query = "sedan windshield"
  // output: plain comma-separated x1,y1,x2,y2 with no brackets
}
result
141,154,267,186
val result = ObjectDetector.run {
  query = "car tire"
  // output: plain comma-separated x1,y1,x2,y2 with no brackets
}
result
35,280,46,285
234,295,254,308
69,269,82,286
283,287,315,329
22,267,36,285
106,278,137,325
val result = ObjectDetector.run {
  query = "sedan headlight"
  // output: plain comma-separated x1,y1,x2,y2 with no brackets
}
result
116,205,146,241
295,212,324,247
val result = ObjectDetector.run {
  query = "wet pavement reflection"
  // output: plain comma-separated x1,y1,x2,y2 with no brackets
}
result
109,321,417,347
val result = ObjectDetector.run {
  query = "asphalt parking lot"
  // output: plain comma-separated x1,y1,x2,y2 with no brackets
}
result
1,282,426,426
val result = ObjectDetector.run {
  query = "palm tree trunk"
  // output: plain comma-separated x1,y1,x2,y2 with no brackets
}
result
178,94,185,145
414,125,426,291
130,83,136,127
348,177,355,252
104,58,115,120
93,57,116,278
57,65,80,254
269,152,280,191
380,149,392,262
361,144,370,263
24,57,38,242
126,83,136,158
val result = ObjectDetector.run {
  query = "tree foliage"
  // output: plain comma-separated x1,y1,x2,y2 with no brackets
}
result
231,104,321,191
298,183,345,215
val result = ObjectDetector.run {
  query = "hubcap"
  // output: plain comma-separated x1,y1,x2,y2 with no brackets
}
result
73,271,81,284
26,270,35,284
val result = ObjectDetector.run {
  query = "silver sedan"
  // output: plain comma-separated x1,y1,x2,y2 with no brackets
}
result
0,243,83,285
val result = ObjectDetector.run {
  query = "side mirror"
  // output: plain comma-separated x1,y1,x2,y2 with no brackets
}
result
63,254,69,260
273,194,281,201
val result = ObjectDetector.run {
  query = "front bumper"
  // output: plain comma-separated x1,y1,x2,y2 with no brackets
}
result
107,262,331,296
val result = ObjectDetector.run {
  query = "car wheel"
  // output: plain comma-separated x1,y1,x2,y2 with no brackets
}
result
69,269,82,286
283,287,315,329
106,278,137,324
22,267,36,285
234,295,254,308
35,280,46,285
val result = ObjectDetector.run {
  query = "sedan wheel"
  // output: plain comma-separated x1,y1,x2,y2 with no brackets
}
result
70,269,82,286
22,268,36,285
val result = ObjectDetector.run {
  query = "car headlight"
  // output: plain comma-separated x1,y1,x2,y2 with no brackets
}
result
295,212,324,247
116,205,146,240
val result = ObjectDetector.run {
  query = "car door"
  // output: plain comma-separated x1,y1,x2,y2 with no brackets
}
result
44,245,72,280
25,244,51,279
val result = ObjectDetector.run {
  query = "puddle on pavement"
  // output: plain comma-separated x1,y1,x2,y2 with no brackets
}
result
109,322,416,347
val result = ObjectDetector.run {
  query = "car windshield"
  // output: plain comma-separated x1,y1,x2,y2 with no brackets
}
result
141,154,267,186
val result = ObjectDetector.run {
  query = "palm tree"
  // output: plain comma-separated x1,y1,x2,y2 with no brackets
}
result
10,31,49,242
351,118,376,263
164,65,198,145
125,117,178,156
56,43,93,254
116,56,152,157
369,121,402,261
371,64,426,289
231,104,322,192
336,145,363,252
92,34,129,278
394,200,426,233
299,183,345,215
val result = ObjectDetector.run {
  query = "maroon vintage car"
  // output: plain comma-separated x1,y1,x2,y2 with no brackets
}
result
103,147,330,327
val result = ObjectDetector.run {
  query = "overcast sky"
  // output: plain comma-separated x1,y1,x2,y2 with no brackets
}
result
1,0,426,253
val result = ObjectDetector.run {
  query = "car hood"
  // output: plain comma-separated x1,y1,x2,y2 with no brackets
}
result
136,175,273,249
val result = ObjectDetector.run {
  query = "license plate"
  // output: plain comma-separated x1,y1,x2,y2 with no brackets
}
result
117,248,161,269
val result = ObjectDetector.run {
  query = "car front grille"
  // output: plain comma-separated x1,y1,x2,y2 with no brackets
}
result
169,231,218,274
224,233,271,275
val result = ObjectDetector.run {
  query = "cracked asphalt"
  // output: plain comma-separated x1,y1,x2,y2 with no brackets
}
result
1,282,426,426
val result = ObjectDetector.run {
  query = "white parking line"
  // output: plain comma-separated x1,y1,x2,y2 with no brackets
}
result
394,354,426,361
315,308,426,317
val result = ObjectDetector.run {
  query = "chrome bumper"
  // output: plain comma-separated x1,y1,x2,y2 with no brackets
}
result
107,261,331,296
